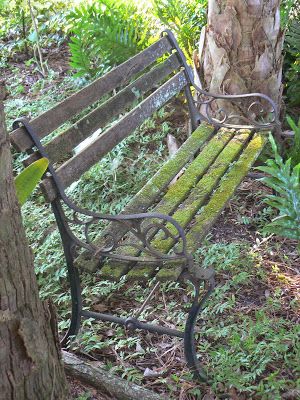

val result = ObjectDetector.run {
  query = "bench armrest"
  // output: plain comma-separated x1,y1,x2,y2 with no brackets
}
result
162,29,280,131
59,203,192,265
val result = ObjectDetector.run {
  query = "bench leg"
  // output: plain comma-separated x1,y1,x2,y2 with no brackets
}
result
184,278,215,381
60,254,82,347
51,200,83,347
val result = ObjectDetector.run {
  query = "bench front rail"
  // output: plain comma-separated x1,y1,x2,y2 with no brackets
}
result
10,30,278,381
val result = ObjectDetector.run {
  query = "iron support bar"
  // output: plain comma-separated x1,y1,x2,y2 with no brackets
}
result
81,310,185,338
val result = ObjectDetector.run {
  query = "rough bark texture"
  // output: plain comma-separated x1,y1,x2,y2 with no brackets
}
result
63,351,169,400
0,83,68,400
197,0,283,113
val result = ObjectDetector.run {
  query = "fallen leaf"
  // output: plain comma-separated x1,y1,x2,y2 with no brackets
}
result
143,367,165,378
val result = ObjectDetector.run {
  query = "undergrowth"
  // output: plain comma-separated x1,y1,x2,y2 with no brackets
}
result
5,66,300,400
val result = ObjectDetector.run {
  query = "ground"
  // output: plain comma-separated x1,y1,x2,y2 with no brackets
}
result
3,45,300,400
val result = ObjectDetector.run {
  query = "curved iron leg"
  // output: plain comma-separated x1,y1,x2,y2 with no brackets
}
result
60,250,82,347
51,200,83,347
184,279,215,381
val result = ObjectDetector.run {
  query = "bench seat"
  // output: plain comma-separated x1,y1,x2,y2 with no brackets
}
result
75,123,267,281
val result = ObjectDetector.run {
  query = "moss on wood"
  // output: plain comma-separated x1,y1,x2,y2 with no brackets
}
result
148,131,252,254
186,133,267,252
75,123,214,272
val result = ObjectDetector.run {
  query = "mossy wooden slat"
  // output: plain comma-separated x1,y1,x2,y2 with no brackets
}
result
149,131,252,253
100,259,135,281
100,259,161,281
99,129,234,278
186,133,268,252
152,129,234,216
155,260,186,281
24,55,181,167
75,123,215,272
10,37,172,153
126,131,251,280
41,71,188,202
126,260,185,282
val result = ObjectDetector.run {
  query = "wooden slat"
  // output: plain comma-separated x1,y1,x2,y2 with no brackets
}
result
10,36,172,152
126,131,251,281
41,71,188,202
185,133,267,252
74,123,215,272
100,130,235,279
24,54,181,166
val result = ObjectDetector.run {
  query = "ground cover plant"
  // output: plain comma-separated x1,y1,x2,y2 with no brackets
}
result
1,0,300,399
4,47,299,400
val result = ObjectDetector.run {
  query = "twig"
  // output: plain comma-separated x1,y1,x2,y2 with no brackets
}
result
27,0,46,77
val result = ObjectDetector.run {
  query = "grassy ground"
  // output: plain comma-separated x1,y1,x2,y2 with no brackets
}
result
4,49,300,400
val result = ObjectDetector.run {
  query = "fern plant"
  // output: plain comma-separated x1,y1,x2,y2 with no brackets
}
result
67,0,153,78
286,115,300,167
152,0,207,62
256,135,300,249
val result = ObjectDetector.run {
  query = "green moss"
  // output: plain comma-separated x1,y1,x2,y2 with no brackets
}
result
74,254,100,273
186,133,267,252
155,261,184,281
75,123,214,271
126,264,157,281
129,122,214,202
157,130,233,210
75,127,264,279
149,132,251,253
100,260,129,281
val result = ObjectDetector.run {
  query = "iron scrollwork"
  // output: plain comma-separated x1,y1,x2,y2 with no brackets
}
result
63,207,190,264
13,117,190,266
162,29,280,131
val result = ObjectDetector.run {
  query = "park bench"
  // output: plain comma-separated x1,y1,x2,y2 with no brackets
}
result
10,30,278,380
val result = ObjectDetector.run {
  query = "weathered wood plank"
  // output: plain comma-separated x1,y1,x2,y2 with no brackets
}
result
24,54,181,166
126,131,251,280
185,133,268,252
10,36,172,152
41,71,188,202
74,123,215,272
103,129,235,279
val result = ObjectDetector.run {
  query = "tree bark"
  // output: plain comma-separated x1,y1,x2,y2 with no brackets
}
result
196,0,284,116
0,83,68,400
63,351,169,400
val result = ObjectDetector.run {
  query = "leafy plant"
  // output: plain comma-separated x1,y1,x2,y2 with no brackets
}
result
286,115,300,167
152,0,207,61
280,0,300,28
15,157,49,205
256,135,300,247
283,18,300,106
68,0,153,77
0,0,70,66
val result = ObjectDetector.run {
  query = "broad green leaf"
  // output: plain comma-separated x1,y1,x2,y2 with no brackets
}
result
28,30,38,43
15,158,49,206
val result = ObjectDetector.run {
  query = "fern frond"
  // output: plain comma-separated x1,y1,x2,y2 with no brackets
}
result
256,135,300,243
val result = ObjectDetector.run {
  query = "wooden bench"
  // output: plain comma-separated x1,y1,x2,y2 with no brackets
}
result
10,30,278,381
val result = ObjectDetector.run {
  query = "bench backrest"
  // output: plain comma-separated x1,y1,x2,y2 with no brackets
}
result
10,33,196,203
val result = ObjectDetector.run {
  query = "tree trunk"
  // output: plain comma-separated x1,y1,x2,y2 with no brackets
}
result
0,83,68,400
196,0,283,117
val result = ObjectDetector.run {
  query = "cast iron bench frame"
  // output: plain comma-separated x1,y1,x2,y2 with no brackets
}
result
10,30,279,380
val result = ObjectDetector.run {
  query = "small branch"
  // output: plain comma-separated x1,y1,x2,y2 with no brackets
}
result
27,0,46,77
62,351,169,400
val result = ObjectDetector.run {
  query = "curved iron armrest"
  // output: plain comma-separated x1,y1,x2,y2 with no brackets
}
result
162,29,280,131
13,118,192,266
